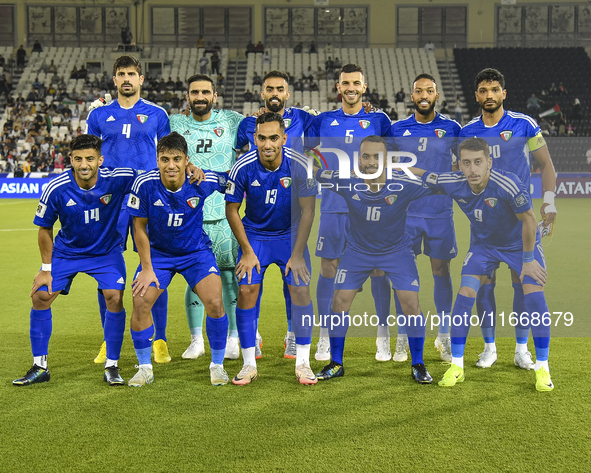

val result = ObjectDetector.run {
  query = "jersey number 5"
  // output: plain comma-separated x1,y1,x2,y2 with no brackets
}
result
196,139,212,153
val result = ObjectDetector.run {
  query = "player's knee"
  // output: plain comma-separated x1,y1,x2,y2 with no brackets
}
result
431,258,450,277
320,258,338,278
289,286,311,306
103,290,124,311
31,291,53,309
237,284,259,309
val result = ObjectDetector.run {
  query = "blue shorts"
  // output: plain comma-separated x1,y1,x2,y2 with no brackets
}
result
40,252,126,295
335,245,420,292
461,240,546,286
237,238,312,287
136,248,220,290
406,215,458,260
315,212,349,259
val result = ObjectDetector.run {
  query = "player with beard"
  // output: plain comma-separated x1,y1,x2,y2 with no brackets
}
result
236,70,316,360
169,74,244,361
460,68,557,370
86,55,171,365
389,74,461,364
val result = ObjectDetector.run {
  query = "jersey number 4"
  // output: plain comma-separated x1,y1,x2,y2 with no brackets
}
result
122,124,131,139
196,139,212,153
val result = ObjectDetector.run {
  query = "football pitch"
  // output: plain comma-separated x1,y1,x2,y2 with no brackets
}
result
1,198,590,472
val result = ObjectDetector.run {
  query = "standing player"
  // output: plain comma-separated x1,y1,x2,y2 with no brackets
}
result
13,135,135,386
308,64,393,362
226,113,317,385
313,136,435,383
236,70,316,359
390,74,461,363
411,138,554,391
86,55,172,365
126,132,229,386
460,68,557,369
170,74,243,361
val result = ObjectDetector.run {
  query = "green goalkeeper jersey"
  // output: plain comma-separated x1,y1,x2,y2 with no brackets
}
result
170,109,243,221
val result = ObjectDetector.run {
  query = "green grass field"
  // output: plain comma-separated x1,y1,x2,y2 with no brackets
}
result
1,198,590,472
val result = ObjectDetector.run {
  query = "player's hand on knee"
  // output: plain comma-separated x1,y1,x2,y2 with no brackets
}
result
31,270,52,297
236,252,260,284
540,203,557,225
286,255,310,286
520,261,547,286
132,269,160,297
186,163,205,184
88,93,111,112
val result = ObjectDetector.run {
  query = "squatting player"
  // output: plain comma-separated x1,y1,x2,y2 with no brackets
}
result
314,135,435,384
126,132,229,387
13,135,135,386
236,70,316,359
170,74,243,362
412,138,554,392
461,68,557,370
308,64,393,362
226,113,317,386
86,55,172,364
390,73,461,363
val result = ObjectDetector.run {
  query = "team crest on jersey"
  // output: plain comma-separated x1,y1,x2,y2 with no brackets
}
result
100,194,112,205
186,197,200,209
500,130,513,141
385,194,398,205
485,197,497,208
137,114,148,124
213,127,225,137
435,129,446,138
280,177,292,188
359,120,370,129
284,119,292,128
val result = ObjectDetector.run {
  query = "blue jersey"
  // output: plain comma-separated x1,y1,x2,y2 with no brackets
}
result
127,170,227,257
421,169,532,250
34,168,136,257
236,107,315,151
86,98,170,171
225,147,316,241
391,113,460,217
460,110,543,192
308,108,392,213
315,169,432,255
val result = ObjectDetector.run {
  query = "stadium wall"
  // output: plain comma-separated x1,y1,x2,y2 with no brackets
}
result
13,0,585,48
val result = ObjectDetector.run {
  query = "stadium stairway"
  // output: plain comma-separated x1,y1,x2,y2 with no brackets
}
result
225,59,247,111
436,56,469,123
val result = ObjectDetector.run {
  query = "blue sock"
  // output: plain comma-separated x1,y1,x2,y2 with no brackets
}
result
236,306,257,349
97,290,107,329
433,274,453,334
316,274,334,329
30,308,52,356
406,313,426,365
394,293,406,336
206,314,229,365
513,282,529,344
451,293,476,358
371,275,391,332
328,310,350,365
131,325,154,365
525,292,551,362
283,281,292,332
476,283,496,343
292,302,314,345
152,289,168,342
104,309,126,361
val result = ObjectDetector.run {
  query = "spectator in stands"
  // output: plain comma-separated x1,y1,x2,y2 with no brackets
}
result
309,41,317,54
47,60,57,74
78,66,88,80
243,89,253,102
526,93,542,113
294,80,303,92
309,79,318,92
197,36,204,49
0,54,4,68
14,164,24,177
379,96,389,110
32,77,42,90
395,87,405,104
161,100,171,113
424,41,435,54
166,77,175,90
32,40,43,53
369,89,380,106
294,43,303,53
262,50,271,66
325,57,334,71
246,41,256,57
572,98,583,120
199,52,209,74
67,89,78,102
440,100,450,114
253,72,262,86
175,77,184,89
539,118,551,136
50,73,59,85
70,66,78,80
211,51,220,75
315,67,326,81
121,26,132,45
586,147,591,165
158,78,167,92
26,88,37,102
0,74,8,97
559,82,568,96
23,158,31,173
302,66,314,82
558,120,566,136
333,57,342,70
205,42,214,54
549,82,558,96
16,45,26,69
549,121,557,136
454,98,463,124
217,73,225,86
566,123,575,136
325,42,334,58
388,107,398,121
255,41,265,53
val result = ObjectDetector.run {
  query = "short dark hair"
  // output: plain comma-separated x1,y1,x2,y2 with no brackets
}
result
263,70,289,83
255,112,285,131
113,55,142,76
157,131,188,156
360,135,387,152
474,68,505,91
412,73,437,90
186,74,216,94
70,134,102,154
458,137,490,158
339,64,364,79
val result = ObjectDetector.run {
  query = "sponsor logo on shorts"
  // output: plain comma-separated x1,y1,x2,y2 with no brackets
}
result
411,279,419,287
209,266,218,273
100,194,112,205
117,277,125,284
